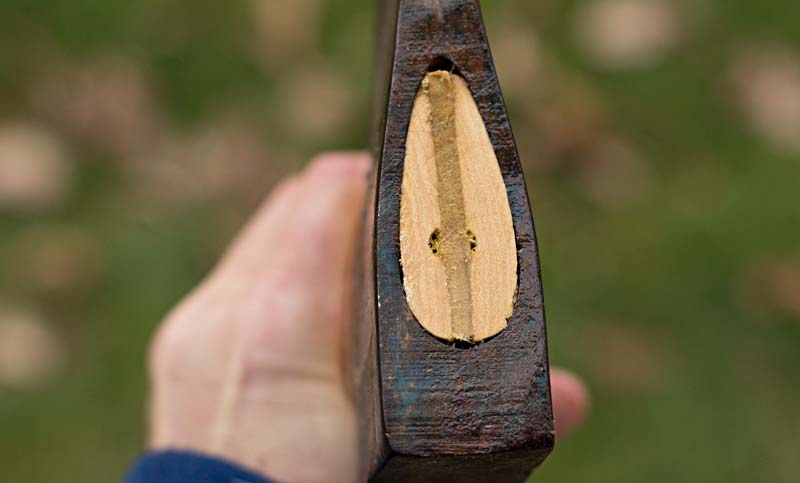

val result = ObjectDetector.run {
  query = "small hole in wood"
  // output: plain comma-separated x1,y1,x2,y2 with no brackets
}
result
453,339,476,349
427,56,458,74
467,229,477,251
429,229,441,255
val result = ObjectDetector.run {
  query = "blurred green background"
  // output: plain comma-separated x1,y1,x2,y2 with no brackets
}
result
0,0,799,481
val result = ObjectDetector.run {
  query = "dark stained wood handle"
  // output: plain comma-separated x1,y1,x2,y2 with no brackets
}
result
353,1,554,481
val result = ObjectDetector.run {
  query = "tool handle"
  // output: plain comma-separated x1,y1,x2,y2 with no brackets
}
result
354,1,554,481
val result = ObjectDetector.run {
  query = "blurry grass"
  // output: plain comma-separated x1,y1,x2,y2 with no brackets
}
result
529,1,800,482
0,0,799,482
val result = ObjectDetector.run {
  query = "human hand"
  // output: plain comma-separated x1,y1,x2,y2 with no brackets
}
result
147,152,589,483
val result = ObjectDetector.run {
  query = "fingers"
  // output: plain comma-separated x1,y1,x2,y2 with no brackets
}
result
208,152,371,375
232,152,369,272
195,150,590,442
550,368,590,438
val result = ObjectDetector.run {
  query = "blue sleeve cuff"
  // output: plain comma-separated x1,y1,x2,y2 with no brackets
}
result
125,450,277,483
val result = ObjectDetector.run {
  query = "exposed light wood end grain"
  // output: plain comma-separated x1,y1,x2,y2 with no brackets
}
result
399,70,517,343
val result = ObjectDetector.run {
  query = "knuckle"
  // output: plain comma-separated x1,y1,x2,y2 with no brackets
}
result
147,291,205,379
148,317,180,379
